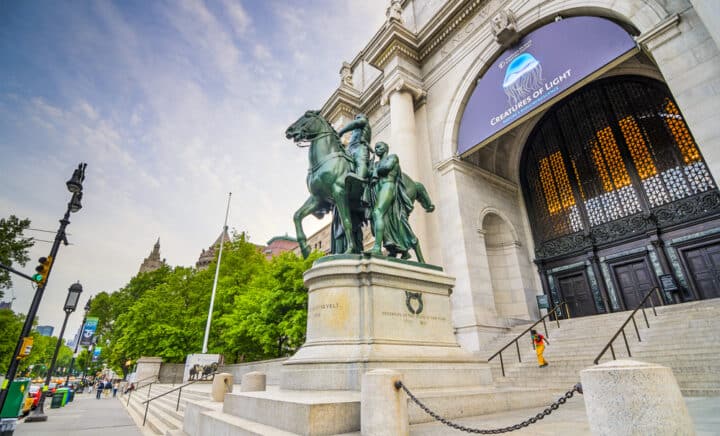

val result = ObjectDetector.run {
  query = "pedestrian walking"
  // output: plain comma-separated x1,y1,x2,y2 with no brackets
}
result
113,381,119,397
531,329,550,367
104,380,112,398
95,380,104,399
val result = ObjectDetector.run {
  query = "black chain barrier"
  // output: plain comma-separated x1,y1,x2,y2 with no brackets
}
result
394,381,583,434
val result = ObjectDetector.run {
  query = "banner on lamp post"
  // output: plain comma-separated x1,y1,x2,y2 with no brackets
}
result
91,347,102,362
80,317,99,346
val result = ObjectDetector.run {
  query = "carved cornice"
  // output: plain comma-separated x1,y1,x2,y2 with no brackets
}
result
367,21,420,70
417,0,495,60
636,13,681,50
321,86,361,121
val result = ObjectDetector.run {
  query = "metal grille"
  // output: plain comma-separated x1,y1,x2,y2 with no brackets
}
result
522,77,716,248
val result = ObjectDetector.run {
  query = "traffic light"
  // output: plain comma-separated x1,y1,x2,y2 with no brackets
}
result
32,256,53,286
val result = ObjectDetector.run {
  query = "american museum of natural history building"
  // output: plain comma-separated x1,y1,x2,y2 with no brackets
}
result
315,0,720,353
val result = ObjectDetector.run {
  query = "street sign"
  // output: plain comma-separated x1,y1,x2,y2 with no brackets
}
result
536,294,550,310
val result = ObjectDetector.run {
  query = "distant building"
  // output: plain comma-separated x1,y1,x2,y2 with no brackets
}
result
139,238,165,274
263,235,299,259
0,301,11,310
36,325,54,337
196,229,232,270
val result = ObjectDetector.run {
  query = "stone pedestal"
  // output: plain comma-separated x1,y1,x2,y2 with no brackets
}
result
281,255,492,390
240,372,266,392
361,369,408,436
188,256,499,435
135,356,162,383
580,359,694,436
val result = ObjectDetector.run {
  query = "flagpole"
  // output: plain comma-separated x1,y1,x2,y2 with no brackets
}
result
202,192,231,354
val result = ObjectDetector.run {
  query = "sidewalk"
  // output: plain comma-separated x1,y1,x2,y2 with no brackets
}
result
14,390,141,436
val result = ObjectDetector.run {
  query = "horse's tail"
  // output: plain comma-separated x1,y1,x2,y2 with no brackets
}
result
414,182,435,212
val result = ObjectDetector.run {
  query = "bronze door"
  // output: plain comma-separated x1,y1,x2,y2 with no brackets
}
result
614,260,657,309
683,243,720,299
557,273,596,317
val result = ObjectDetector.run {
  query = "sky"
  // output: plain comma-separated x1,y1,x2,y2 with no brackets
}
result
0,0,387,341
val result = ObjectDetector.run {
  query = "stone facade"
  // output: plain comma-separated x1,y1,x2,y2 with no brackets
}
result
313,0,720,353
138,238,165,274
195,230,232,270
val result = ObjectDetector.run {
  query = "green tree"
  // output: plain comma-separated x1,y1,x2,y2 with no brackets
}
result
219,251,320,360
0,308,24,373
0,215,34,298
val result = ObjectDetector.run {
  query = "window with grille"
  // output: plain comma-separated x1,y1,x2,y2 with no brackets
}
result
521,76,715,248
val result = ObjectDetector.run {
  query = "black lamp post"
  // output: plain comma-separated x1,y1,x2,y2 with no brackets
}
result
26,282,83,422
65,297,92,388
0,163,86,429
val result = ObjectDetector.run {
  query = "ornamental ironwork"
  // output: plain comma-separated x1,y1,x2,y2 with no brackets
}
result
521,76,719,260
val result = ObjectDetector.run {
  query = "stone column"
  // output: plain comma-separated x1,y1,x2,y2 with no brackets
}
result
361,369,408,436
385,81,430,261
580,360,694,436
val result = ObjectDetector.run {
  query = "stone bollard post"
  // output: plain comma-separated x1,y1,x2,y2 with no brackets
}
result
211,373,233,402
580,359,694,436
361,369,408,436
240,371,266,392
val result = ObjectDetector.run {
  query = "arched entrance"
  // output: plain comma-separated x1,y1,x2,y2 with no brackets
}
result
482,212,532,320
521,75,720,314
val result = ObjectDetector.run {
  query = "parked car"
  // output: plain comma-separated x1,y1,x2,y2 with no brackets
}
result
28,385,41,409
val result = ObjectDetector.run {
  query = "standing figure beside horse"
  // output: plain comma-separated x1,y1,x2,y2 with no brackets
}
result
286,110,434,262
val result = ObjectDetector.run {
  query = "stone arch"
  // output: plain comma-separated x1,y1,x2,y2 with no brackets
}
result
440,0,668,161
480,211,533,321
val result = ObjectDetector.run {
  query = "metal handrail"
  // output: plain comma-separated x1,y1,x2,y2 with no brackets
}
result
140,372,224,426
593,287,663,364
488,301,570,377
124,376,157,406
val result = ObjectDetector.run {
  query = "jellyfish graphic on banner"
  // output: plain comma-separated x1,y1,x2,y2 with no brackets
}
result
502,53,543,105
80,317,98,346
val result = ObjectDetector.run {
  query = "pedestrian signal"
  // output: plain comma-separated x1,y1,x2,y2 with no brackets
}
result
32,256,53,286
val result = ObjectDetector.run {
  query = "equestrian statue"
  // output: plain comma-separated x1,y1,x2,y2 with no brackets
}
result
286,110,435,263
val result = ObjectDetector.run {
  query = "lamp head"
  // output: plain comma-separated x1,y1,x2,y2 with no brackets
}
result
64,282,83,312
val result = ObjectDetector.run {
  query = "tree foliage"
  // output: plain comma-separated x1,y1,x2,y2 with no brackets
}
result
0,308,24,373
81,233,319,375
0,215,34,297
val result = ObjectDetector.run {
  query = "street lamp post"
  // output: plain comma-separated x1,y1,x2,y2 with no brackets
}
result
65,297,92,387
26,282,83,422
0,163,86,429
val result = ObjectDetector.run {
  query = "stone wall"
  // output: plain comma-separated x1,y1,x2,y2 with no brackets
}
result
220,357,288,386
158,363,185,384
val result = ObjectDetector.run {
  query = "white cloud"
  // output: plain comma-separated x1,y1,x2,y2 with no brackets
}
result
0,0,387,335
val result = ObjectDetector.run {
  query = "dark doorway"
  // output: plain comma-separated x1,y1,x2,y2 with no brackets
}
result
683,243,720,300
557,272,596,317
613,259,659,309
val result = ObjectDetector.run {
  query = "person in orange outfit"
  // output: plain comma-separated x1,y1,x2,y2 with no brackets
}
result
531,329,549,367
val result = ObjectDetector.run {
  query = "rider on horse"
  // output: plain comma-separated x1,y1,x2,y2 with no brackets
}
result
337,114,371,180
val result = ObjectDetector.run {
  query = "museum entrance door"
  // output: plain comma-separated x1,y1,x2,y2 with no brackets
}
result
683,243,720,300
613,259,659,309
557,272,596,317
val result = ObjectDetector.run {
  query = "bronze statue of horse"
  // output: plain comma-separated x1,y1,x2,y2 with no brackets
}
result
286,110,435,258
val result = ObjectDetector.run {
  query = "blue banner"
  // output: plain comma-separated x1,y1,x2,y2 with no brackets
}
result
80,317,98,346
457,16,637,155
92,347,102,362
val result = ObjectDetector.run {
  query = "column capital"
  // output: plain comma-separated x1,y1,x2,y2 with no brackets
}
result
380,74,426,106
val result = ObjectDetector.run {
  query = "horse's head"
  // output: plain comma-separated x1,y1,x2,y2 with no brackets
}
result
285,110,329,142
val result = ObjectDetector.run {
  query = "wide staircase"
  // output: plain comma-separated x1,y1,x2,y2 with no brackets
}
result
121,381,210,435
485,298,720,397
124,299,720,434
